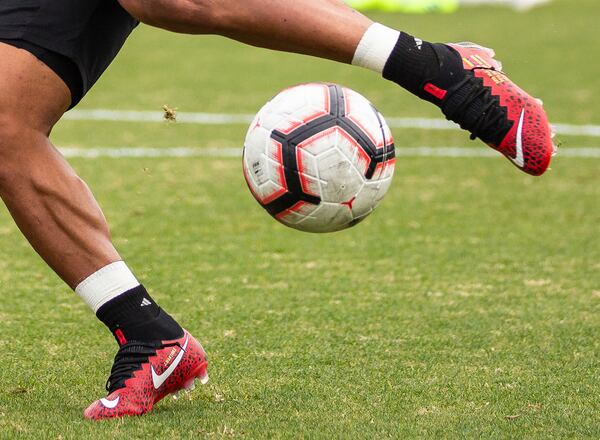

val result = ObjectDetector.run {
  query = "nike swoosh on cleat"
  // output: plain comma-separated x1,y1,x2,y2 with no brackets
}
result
510,108,526,168
100,396,120,409
151,335,189,390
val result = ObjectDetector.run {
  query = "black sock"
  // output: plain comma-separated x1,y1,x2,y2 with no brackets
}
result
96,285,183,345
382,32,464,103
383,33,510,144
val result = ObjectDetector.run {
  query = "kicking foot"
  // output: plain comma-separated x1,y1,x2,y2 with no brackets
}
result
384,36,556,175
84,330,208,420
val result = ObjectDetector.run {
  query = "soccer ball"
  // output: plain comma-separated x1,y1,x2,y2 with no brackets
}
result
242,83,396,233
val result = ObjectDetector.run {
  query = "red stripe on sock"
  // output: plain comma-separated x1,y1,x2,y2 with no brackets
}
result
115,329,127,346
424,83,448,100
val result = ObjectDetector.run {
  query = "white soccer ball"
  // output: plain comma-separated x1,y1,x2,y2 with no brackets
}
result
242,83,396,233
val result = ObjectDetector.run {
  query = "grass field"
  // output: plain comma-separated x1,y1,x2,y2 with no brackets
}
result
1,0,599,438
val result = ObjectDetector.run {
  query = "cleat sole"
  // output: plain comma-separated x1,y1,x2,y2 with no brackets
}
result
184,379,196,391
171,365,208,399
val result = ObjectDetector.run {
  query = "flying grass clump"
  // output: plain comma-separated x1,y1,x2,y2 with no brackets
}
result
163,105,177,122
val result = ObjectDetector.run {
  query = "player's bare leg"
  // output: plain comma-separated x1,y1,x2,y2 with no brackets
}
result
0,43,119,288
118,0,371,63
0,42,207,419
119,0,556,175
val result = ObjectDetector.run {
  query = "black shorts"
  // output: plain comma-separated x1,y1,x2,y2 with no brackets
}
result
0,0,138,107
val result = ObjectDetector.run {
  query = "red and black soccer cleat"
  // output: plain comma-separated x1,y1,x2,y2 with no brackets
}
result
440,43,556,176
84,330,208,420
385,37,557,176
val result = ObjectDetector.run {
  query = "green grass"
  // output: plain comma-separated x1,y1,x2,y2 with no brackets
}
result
1,0,600,438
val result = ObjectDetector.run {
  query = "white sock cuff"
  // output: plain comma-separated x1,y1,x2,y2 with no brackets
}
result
352,23,401,74
75,261,140,312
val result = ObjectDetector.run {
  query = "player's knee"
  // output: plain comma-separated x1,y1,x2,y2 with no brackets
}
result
118,0,227,34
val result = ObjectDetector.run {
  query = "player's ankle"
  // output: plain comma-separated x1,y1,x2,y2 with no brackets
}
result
75,262,183,344
352,23,400,74
352,25,446,100
382,33,443,98
96,285,183,344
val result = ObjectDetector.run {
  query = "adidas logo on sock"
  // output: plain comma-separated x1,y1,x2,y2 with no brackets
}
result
140,298,152,307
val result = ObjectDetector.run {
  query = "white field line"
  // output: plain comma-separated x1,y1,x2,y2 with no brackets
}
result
64,109,600,138
58,146,600,159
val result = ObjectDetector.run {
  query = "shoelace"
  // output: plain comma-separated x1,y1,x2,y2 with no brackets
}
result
443,69,511,145
105,340,181,394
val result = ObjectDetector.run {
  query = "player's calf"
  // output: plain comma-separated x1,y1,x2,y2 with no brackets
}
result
118,0,223,34
0,117,25,189
118,0,369,63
